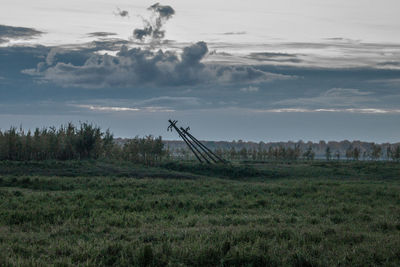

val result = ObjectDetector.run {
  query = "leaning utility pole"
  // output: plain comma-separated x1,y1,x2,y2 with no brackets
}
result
168,120,207,163
180,127,226,164
167,119,227,164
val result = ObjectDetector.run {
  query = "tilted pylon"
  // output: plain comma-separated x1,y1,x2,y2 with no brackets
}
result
168,119,227,164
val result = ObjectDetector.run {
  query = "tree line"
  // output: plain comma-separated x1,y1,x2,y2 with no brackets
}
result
165,139,400,160
0,123,165,165
171,144,400,162
1,123,399,163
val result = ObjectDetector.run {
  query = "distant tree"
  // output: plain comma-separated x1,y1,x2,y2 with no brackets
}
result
325,146,332,161
256,143,264,161
216,148,224,158
362,151,368,161
370,144,382,161
278,146,286,161
165,146,171,160
229,147,236,160
256,143,263,160
267,147,274,160
262,149,268,161
345,146,353,161
353,147,360,161
251,149,257,161
75,123,103,159
303,145,315,161
123,135,164,165
335,150,340,161
293,144,301,161
393,146,400,161
180,148,189,160
102,129,114,158
386,146,392,161
239,147,248,160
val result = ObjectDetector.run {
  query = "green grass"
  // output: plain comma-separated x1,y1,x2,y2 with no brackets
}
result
163,160,400,180
0,160,400,266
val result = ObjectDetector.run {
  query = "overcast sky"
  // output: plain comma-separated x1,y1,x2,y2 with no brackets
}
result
1,0,400,142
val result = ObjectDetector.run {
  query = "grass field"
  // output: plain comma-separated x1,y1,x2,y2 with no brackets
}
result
0,160,400,266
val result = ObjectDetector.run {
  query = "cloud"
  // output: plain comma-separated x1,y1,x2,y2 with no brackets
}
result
205,41,400,69
18,2,291,89
148,3,175,19
247,52,302,63
0,24,43,41
323,88,371,97
74,104,174,113
46,48,61,65
35,38,129,66
114,8,129,18
376,61,400,68
222,31,246,35
67,96,201,114
24,41,288,88
253,108,400,114
87,32,117,38
89,39,130,51
275,88,375,108
240,86,259,92
76,104,139,112
133,3,175,43
136,96,201,107
369,78,400,87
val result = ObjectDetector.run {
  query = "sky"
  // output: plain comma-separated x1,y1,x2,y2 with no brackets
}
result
0,0,400,142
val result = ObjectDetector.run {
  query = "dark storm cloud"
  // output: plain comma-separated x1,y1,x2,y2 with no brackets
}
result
36,39,129,67
24,41,287,88
87,32,118,38
89,39,130,51
133,3,175,42
133,28,153,41
114,8,129,18
209,50,232,56
148,3,175,19
0,24,43,41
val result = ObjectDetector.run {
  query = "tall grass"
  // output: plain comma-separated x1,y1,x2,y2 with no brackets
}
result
0,173,399,266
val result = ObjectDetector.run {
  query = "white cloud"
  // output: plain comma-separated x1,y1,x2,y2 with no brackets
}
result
240,86,259,92
74,104,174,113
75,104,140,112
253,108,400,114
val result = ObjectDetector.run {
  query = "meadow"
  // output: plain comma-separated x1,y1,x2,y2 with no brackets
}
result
0,160,399,266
